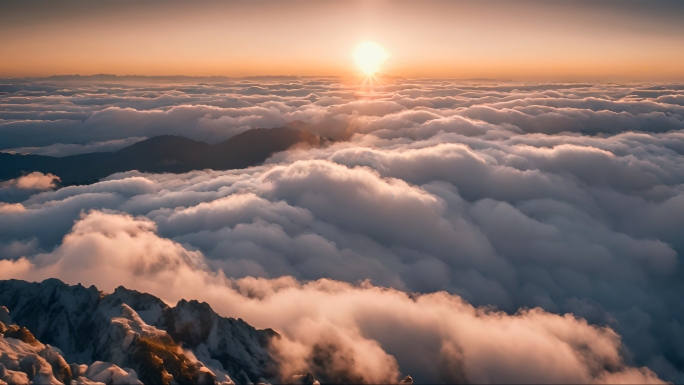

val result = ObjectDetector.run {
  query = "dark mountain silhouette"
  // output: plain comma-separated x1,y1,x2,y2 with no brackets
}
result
0,127,328,184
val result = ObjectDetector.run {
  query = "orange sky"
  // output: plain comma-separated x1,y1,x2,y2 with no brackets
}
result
1,0,683,81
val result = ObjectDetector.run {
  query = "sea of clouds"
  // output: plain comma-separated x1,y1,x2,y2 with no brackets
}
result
1,77,684,383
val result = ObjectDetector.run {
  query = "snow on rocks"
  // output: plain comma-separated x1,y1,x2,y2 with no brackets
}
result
81,361,142,385
0,279,278,384
0,326,62,385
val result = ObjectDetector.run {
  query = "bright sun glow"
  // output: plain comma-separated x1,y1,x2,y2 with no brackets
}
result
354,42,388,76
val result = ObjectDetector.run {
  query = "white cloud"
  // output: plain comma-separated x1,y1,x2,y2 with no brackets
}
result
1,78,684,382
0,210,665,384
0,172,60,190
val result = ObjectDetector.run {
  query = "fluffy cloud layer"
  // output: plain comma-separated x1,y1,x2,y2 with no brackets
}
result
0,211,664,384
1,77,684,383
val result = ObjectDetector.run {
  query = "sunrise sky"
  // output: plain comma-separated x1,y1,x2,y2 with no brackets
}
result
2,0,684,81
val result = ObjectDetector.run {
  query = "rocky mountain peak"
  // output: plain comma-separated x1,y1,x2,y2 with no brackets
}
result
0,279,278,384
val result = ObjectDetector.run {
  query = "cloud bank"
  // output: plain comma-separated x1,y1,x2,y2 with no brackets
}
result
1,77,684,383
0,211,664,384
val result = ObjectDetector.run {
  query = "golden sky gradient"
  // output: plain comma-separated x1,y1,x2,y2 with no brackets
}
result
2,0,684,81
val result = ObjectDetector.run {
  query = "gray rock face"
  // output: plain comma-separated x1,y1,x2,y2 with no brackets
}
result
159,299,279,384
0,279,101,359
0,279,279,384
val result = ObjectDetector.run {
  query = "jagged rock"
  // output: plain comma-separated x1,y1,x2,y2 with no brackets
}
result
0,362,30,385
0,279,280,384
38,345,73,383
159,298,279,384
0,279,101,358
399,375,413,384
70,362,88,378
0,331,61,385
83,361,143,385
2,325,40,346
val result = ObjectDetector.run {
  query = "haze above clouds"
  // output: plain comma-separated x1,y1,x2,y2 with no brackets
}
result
1,77,684,383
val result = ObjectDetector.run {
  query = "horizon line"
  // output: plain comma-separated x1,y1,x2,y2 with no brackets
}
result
3,74,683,84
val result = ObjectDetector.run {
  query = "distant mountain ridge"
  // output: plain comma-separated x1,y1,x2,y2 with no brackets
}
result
0,127,327,185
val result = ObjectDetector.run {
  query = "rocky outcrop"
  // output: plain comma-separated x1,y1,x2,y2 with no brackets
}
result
159,299,278,384
0,279,278,384
0,319,68,385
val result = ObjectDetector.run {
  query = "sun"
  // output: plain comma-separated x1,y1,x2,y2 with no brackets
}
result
354,42,388,76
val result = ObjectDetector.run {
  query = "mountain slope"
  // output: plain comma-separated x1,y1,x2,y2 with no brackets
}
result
0,127,326,184
0,279,279,385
